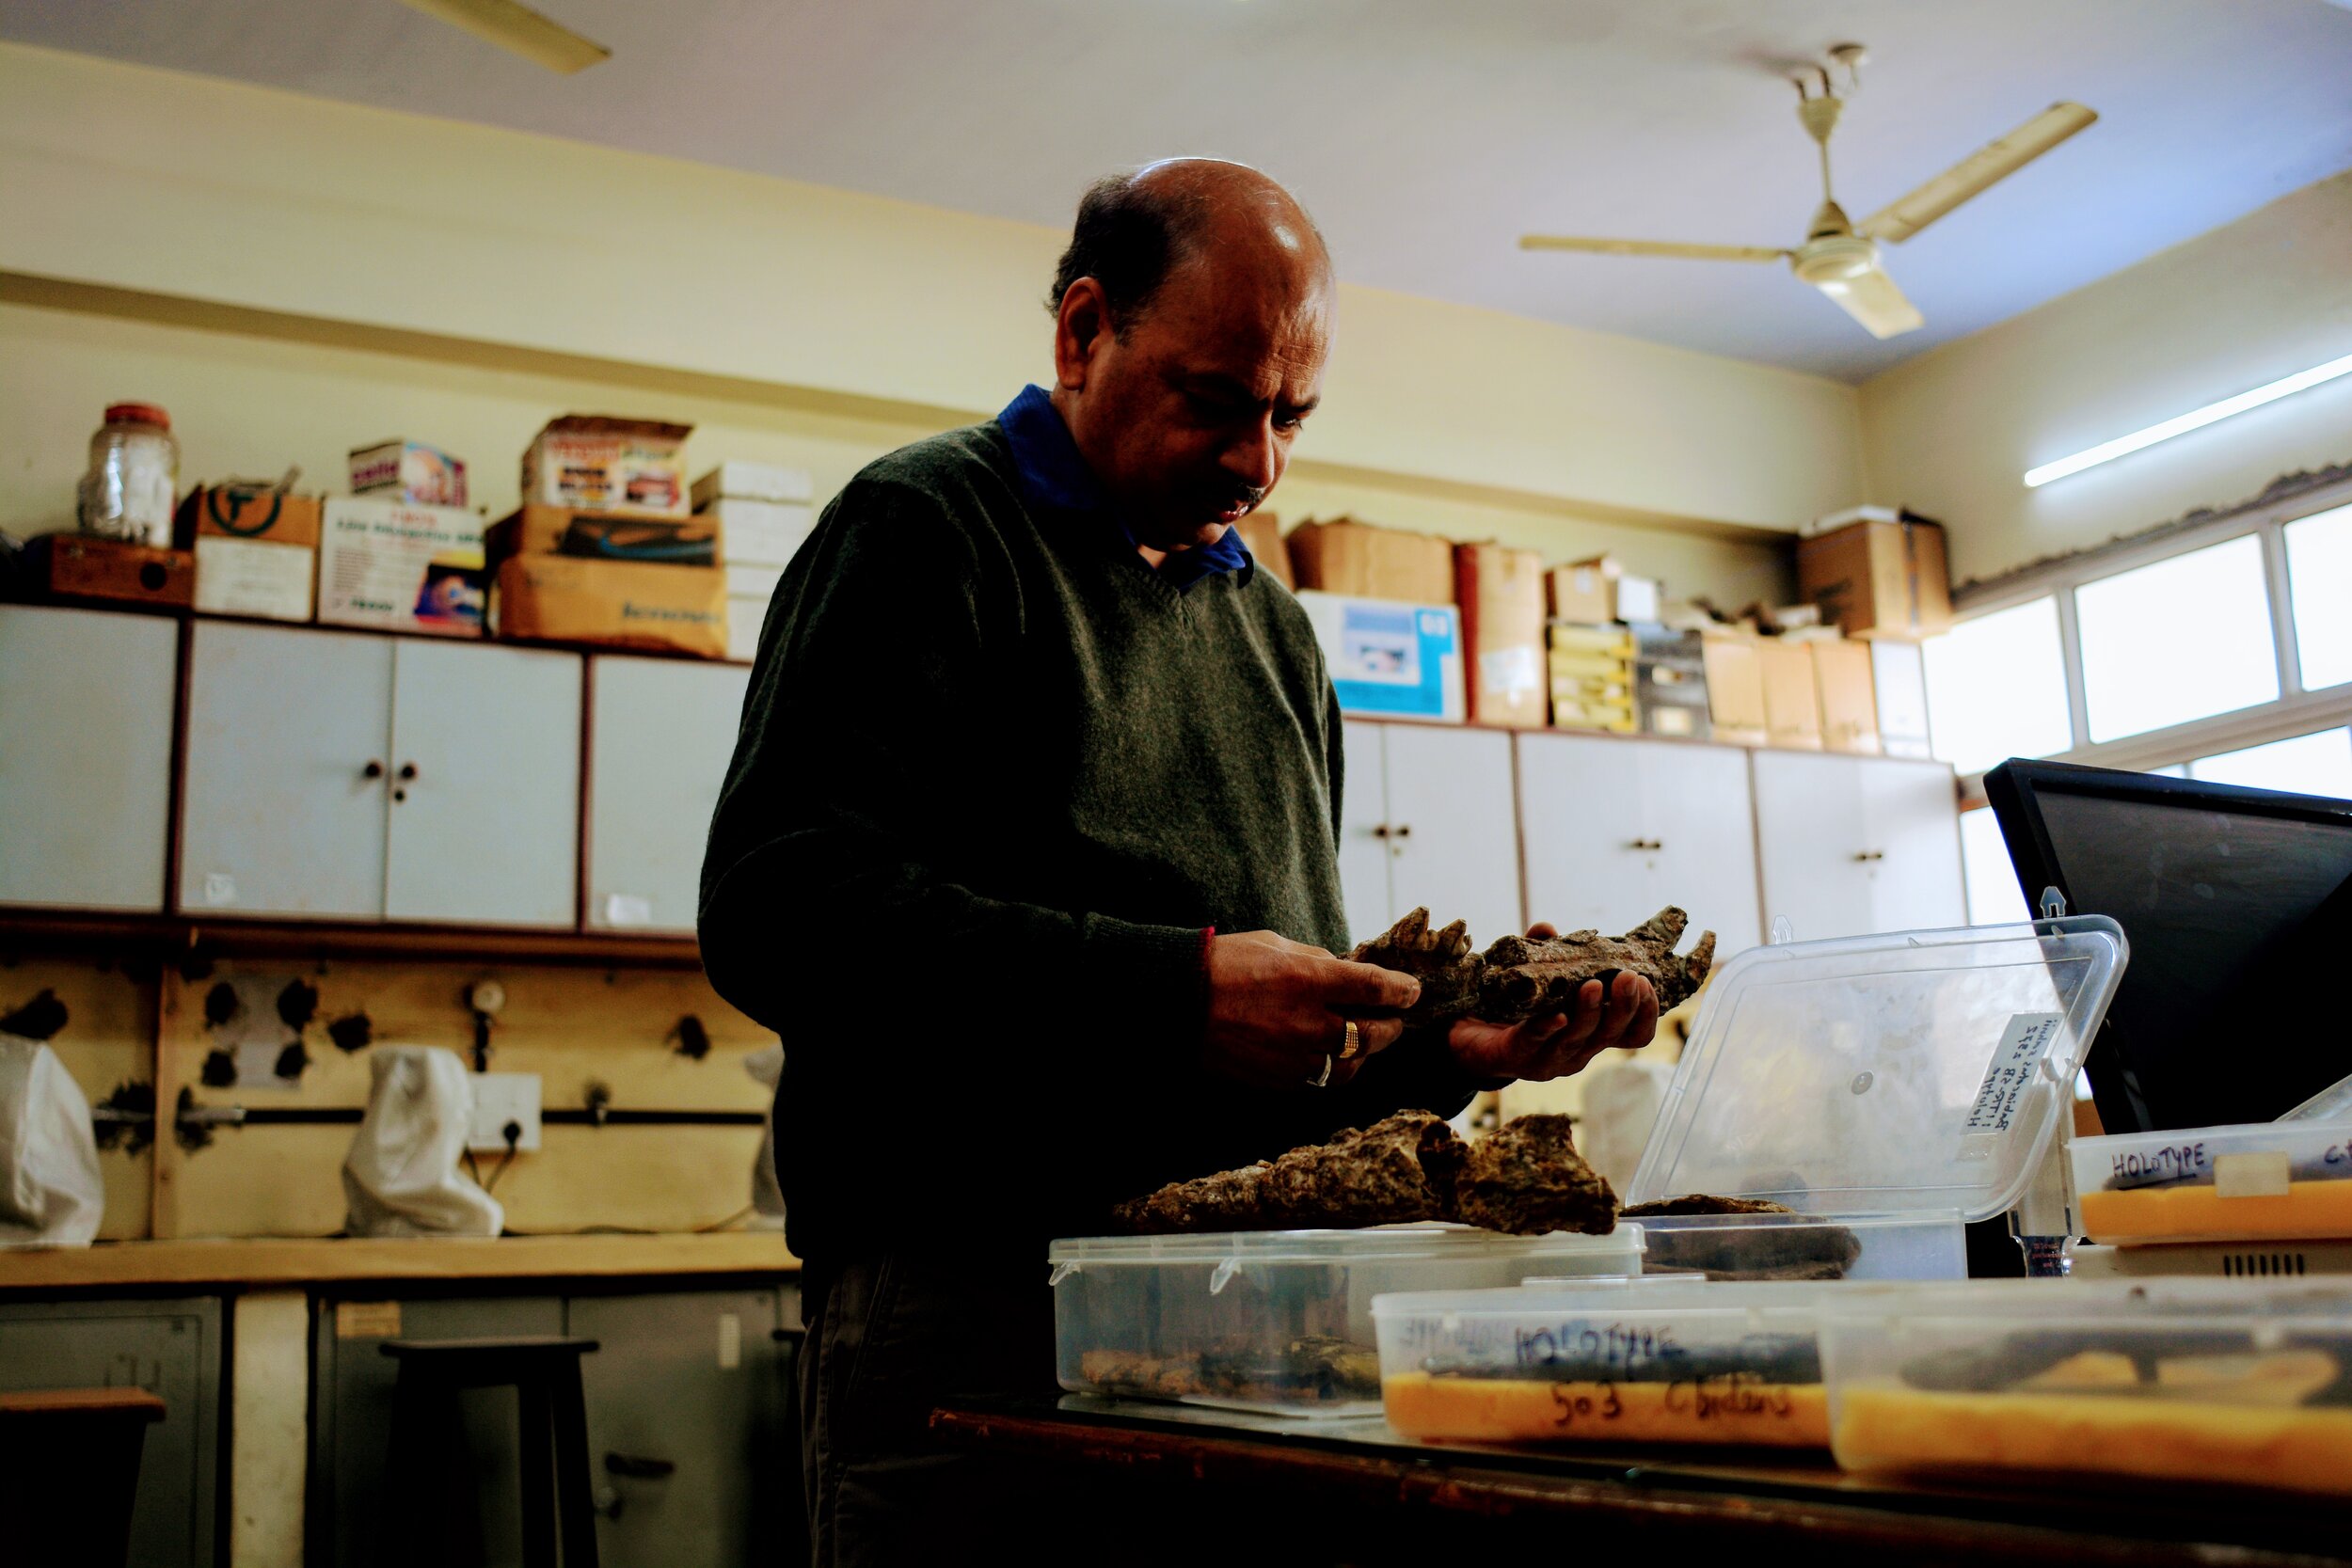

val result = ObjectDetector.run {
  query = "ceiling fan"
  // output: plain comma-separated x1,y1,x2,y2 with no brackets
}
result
1520,44,2096,340
397,0,610,74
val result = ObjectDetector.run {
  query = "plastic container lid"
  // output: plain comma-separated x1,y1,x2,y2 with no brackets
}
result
1050,1222,1644,1272
1626,916,2128,1225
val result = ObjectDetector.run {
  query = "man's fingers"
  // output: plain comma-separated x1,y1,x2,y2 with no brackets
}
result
1351,1016,1407,1057
1625,975,1661,1050
1557,979,1605,1050
1319,958,1422,1013
1594,971,1641,1046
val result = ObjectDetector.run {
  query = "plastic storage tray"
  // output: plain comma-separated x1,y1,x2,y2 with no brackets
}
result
1819,1278,2352,1498
2070,1118,2352,1245
1048,1224,1643,1418
1374,1279,1891,1449
1623,917,2129,1279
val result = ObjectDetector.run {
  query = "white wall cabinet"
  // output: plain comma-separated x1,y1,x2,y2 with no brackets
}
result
179,624,581,926
585,657,752,934
1338,722,1522,946
1517,733,1765,961
0,606,179,911
1750,751,1965,942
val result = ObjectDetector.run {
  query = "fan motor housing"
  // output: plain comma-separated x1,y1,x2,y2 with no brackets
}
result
1793,233,1878,285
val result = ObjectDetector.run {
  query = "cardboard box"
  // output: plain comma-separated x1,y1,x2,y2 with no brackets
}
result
1634,625,1710,741
1700,635,1769,747
691,461,813,508
1296,590,1463,722
523,416,692,518
1870,640,1932,760
1547,623,1636,733
726,594,767,661
1287,518,1454,605
1757,638,1824,750
488,505,719,569
1811,639,1882,754
349,440,468,508
174,484,323,548
1233,511,1293,590
193,536,314,622
1547,557,1618,624
319,498,485,637
30,533,193,609
491,556,727,659
1454,543,1548,728
698,497,814,569
1797,515,1951,641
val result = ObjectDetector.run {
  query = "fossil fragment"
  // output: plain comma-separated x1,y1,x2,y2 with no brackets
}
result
1622,1195,1863,1280
1349,907,1715,1028
1452,1114,1618,1236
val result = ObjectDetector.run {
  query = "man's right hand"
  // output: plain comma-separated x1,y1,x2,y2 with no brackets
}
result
1202,930,1421,1089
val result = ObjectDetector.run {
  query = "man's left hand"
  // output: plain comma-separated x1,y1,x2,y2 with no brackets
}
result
1445,922,1660,1083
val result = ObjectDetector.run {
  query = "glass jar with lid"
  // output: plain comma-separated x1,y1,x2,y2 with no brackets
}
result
78,403,180,546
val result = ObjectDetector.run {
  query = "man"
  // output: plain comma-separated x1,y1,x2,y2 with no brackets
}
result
700,158,1658,1564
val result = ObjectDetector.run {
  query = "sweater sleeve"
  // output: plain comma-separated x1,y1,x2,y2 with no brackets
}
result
697,477,1209,1097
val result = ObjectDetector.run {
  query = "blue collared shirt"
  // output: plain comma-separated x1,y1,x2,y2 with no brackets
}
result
998,385,1255,593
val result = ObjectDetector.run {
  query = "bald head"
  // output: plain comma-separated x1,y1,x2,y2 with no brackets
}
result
1047,158,1333,333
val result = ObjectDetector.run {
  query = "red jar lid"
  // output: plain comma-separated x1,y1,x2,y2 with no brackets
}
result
104,403,170,430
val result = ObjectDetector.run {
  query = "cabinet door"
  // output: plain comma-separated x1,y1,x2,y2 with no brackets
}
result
570,1290,794,1568
385,640,582,927
1859,756,1966,932
0,1296,221,1568
1751,751,1874,942
585,657,752,934
179,622,393,918
1335,721,1393,946
0,606,177,911
1517,733,1650,939
1380,724,1523,943
1638,742,1765,960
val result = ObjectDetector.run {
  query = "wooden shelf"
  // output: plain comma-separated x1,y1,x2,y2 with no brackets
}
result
0,1232,796,1291
0,910,706,970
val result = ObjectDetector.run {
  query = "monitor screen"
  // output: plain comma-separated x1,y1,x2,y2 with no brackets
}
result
1984,759,2352,1134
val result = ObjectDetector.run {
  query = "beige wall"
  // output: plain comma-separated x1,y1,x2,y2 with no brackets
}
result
1858,170,2352,587
0,40,1863,538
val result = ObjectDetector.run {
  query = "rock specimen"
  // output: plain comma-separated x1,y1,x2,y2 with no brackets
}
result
1349,907,1717,1028
1113,1110,1617,1238
1622,1195,1864,1280
1452,1113,1618,1236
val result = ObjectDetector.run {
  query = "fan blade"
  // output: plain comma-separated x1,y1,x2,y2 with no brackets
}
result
1814,265,1924,340
1858,103,2097,244
399,0,611,73
1519,236,1788,263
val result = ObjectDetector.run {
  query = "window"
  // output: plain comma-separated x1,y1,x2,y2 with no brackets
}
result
1959,806,2031,927
1920,596,2073,775
2286,502,2352,691
2075,534,2278,743
2184,727,2352,797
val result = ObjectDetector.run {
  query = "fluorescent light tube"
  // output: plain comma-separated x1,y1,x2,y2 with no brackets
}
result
2024,351,2352,489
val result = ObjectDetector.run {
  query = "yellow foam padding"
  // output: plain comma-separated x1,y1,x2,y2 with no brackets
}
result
1383,1372,1828,1448
1834,1386,2352,1497
2078,1180,2352,1243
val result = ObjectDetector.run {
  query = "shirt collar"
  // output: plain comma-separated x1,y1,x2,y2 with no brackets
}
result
998,384,1255,591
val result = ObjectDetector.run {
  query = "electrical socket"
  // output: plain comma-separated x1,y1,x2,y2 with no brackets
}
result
467,1071,543,1153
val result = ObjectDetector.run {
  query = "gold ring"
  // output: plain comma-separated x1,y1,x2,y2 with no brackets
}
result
1340,1020,1362,1060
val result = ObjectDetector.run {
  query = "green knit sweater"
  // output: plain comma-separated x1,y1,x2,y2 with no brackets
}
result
699,417,1478,1260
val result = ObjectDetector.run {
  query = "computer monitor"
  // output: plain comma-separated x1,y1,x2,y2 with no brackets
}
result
1984,758,2352,1136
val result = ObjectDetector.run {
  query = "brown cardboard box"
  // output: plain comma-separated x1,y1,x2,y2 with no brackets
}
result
1233,512,1292,590
488,505,721,569
174,484,323,548
1757,639,1824,750
1286,517,1454,604
1699,635,1769,746
1797,516,1951,641
1454,543,1548,728
1811,639,1882,754
1547,556,1618,624
30,533,194,609
521,415,692,519
490,555,727,658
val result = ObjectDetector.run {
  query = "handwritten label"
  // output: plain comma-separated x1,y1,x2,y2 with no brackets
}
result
1515,1321,1684,1373
1964,1014,2062,1134
2110,1140,2210,1190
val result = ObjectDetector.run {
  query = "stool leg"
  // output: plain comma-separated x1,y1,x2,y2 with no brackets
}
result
517,1376,557,1568
550,1362,599,1568
381,1371,433,1568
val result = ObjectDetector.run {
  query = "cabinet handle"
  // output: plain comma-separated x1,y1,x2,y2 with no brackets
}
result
361,760,384,780
1392,824,1412,840
1370,824,1391,840
1629,838,1663,851
603,1451,676,1481
391,789,407,803
1853,849,1886,862
398,762,420,782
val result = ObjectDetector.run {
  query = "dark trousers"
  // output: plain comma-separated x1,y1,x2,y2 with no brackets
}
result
798,1252,1057,1566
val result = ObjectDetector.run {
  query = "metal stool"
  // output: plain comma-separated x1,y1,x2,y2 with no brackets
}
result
0,1387,167,1568
381,1336,601,1568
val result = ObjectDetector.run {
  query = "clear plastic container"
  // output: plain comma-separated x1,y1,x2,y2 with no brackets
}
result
77,403,179,546
2283,1069,2352,1123
2070,1118,2352,1245
1622,916,2129,1278
1374,1278,1899,1449
1047,1224,1644,1418
1819,1278,2352,1498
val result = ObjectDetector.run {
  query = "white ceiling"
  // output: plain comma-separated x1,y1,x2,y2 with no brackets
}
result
8,0,2351,382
